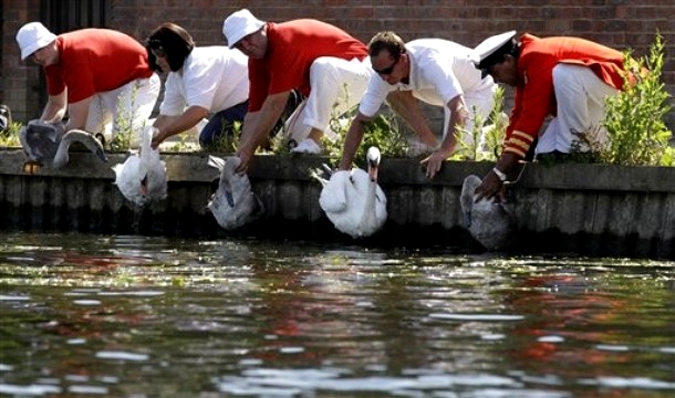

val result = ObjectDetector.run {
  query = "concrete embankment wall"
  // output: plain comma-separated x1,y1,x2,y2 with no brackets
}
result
0,148,673,259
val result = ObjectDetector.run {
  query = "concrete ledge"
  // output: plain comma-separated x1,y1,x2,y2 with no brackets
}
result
0,148,673,259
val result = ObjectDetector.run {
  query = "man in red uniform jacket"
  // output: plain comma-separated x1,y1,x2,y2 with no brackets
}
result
222,9,373,173
471,31,628,200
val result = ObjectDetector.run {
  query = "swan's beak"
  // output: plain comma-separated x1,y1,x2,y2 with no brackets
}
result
224,191,235,208
140,175,149,197
22,161,41,175
463,211,472,228
368,163,379,182
95,148,108,163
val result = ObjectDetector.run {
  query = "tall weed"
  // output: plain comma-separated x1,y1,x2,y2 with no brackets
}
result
578,33,673,166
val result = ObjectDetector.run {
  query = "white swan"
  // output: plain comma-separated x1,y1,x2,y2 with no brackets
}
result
19,120,107,171
460,174,516,250
207,155,264,230
313,146,387,238
112,126,167,206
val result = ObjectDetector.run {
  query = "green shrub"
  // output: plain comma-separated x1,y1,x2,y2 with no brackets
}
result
0,122,23,147
580,33,673,166
325,107,409,168
109,84,139,152
450,85,507,162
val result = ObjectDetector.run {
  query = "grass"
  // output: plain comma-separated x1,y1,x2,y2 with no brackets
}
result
0,122,23,147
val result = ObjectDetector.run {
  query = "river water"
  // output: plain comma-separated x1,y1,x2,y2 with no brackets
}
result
0,232,673,397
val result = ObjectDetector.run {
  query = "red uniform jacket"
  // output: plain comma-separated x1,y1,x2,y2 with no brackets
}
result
504,34,627,158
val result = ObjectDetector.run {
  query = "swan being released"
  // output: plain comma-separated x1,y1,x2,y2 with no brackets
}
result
112,126,167,206
313,146,387,239
460,174,516,251
19,120,107,172
207,155,264,230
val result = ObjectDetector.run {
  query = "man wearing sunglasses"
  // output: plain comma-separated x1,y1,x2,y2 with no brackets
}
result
15,22,160,147
338,31,497,179
223,9,373,174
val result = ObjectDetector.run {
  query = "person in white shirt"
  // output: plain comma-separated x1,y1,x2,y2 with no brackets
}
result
147,23,250,148
339,31,498,178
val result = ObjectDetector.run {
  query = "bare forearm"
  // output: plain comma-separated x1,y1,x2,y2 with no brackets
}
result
339,117,367,170
441,95,468,154
154,106,208,142
438,112,464,154
238,93,288,157
40,102,66,124
495,152,519,174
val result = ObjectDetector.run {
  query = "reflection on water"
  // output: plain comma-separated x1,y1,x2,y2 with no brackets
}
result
0,232,673,397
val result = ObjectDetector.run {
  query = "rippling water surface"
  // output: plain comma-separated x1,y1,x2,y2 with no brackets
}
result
0,232,673,397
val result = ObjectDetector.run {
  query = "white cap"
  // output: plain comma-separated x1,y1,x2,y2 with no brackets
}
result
16,22,57,60
472,30,517,66
222,9,265,48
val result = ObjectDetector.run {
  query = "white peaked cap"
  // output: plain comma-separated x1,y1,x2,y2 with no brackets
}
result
472,30,517,66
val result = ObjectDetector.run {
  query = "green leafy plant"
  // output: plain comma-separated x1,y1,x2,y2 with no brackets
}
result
0,122,23,147
324,106,409,168
450,86,507,162
109,86,138,152
198,119,242,154
575,33,672,166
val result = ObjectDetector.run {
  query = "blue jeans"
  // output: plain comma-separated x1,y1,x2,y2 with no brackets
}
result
199,100,248,147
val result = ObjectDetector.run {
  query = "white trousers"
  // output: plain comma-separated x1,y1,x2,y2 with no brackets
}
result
536,63,619,155
284,56,373,142
85,73,161,147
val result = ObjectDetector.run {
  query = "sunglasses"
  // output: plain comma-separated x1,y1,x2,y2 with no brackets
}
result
147,38,166,58
372,57,399,76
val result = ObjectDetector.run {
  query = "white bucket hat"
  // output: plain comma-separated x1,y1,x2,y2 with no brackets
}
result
16,22,57,60
222,9,265,48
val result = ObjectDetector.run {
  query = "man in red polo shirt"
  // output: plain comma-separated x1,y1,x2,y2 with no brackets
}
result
223,9,372,173
471,31,628,201
16,22,160,147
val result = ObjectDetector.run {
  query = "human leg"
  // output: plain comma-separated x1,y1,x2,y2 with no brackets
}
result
110,73,161,147
547,64,619,153
463,85,496,150
85,94,113,144
287,57,371,148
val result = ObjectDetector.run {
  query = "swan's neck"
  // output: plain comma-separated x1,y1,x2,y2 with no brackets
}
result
360,175,378,224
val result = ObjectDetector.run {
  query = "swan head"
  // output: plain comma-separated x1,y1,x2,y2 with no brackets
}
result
366,146,381,182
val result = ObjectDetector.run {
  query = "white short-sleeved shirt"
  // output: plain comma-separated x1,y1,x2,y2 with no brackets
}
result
358,39,493,117
159,46,249,116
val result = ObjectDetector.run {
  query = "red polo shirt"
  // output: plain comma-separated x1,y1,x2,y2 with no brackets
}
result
247,19,368,112
45,28,153,103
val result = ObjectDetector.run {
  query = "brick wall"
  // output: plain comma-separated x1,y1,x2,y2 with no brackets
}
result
2,0,674,128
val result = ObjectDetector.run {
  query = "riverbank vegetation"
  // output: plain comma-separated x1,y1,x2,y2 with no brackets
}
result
1,36,672,168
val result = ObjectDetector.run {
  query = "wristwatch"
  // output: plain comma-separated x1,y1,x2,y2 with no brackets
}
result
492,167,507,182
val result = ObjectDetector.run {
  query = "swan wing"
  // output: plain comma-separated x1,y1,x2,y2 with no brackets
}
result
138,126,168,201
112,156,148,206
318,171,350,213
208,156,260,230
460,174,516,250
